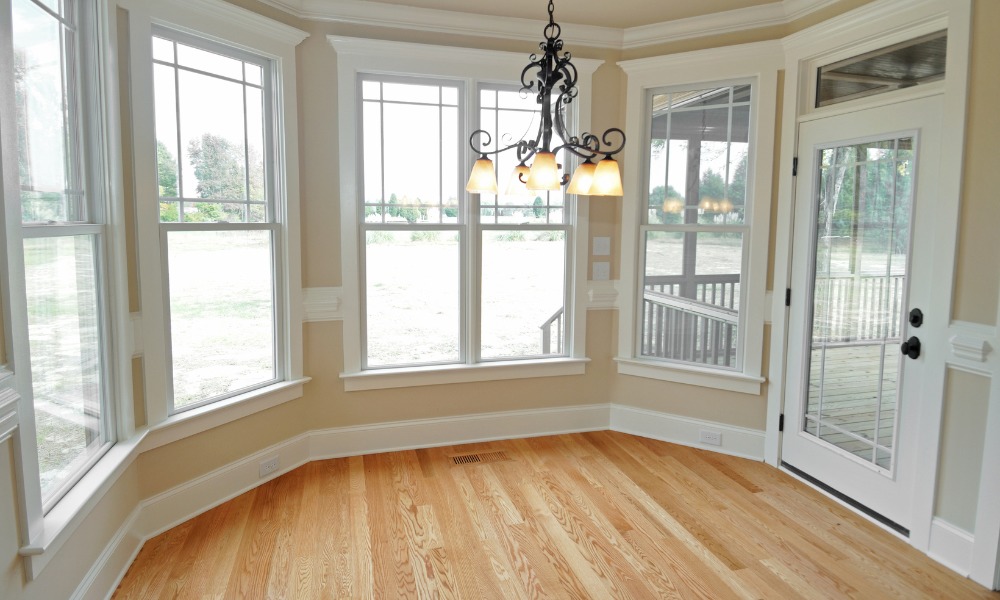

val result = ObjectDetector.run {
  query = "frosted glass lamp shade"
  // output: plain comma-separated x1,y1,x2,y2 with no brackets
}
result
566,160,597,195
505,164,532,196
525,152,560,190
589,158,623,196
466,157,498,194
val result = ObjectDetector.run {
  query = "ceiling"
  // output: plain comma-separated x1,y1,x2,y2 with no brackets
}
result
334,0,779,30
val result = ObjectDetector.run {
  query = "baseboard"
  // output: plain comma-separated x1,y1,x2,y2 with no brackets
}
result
70,506,142,600
928,517,975,577
610,403,766,461
308,404,611,459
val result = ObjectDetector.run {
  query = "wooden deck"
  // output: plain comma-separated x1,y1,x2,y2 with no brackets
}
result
806,343,898,469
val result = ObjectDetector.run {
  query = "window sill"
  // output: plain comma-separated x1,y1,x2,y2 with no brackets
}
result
141,378,310,452
341,358,589,391
615,357,764,395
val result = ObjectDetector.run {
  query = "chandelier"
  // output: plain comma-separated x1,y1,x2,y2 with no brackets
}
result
465,0,626,197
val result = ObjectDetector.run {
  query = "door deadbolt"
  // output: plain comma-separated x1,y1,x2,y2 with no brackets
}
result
909,308,924,328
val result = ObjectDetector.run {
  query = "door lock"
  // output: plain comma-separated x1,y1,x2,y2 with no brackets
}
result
909,308,924,327
900,336,921,359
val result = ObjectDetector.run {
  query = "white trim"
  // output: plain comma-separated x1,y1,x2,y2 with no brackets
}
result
341,359,589,392
610,403,765,460
616,41,782,396
262,0,840,51
70,505,143,600
302,287,343,322
139,378,309,452
615,358,765,396
928,517,975,578
587,279,620,310
19,433,144,579
948,321,994,365
158,0,309,46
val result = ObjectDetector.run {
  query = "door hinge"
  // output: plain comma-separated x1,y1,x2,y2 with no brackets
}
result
785,288,791,307
792,157,798,177
779,414,785,432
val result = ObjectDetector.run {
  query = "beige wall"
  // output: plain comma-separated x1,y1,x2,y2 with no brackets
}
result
953,0,1000,326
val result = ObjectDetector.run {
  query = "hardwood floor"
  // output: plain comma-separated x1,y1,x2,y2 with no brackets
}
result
113,432,997,599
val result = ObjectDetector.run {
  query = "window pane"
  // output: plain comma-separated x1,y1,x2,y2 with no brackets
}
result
481,230,566,358
14,0,84,223
363,81,460,225
153,37,269,224
167,230,276,408
176,42,243,80
365,230,461,367
24,235,105,501
641,231,742,367
152,36,174,63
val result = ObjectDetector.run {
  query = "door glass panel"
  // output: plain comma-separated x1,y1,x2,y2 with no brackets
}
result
804,136,914,471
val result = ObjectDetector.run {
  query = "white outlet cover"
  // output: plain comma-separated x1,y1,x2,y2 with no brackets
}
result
593,236,611,256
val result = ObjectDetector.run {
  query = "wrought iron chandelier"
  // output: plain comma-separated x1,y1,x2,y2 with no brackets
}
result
465,0,626,197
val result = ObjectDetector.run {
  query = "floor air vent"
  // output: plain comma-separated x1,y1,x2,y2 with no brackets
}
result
451,451,510,465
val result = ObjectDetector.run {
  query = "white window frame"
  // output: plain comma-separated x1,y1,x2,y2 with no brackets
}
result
149,26,285,414
616,42,783,395
124,0,308,431
0,0,133,578
330,37,598,392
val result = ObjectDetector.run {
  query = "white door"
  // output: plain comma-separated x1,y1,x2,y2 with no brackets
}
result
782,95,942,533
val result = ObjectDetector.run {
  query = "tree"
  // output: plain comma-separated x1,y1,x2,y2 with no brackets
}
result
649,185,683,224
186,133,265,222
533,196,544,218
156,141,178,197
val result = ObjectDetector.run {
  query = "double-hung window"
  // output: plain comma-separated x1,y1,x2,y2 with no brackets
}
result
333,38,595,389
618,46,781,394
3,0,115,512
150,30,282,412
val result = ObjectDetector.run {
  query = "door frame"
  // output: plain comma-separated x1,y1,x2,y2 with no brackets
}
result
764,0,993,585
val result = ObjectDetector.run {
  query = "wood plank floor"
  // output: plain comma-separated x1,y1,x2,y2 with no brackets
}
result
113,432,997,599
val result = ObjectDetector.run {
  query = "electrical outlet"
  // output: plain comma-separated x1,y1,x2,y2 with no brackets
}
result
699,430,722,446
259,456,280,478
593,261,610,281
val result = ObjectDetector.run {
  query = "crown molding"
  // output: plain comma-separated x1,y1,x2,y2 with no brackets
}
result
168,0,309,46
258,0,843,51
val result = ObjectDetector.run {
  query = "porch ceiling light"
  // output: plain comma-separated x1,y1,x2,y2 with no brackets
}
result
465,0,625,197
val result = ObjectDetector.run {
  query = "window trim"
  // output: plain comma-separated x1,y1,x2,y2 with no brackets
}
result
616,42,783,395
330,36,601,390
129,0,307,427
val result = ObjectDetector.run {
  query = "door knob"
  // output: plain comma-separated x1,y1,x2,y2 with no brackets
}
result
900,336,921,359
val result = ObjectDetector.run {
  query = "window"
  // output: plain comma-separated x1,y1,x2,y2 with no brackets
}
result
640,83,751,369
5,0,114,510
617,46,781,394
151,30,282,412
332,38,595,389
357,76,571,370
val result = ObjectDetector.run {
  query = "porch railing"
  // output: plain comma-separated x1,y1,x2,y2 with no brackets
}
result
641,275,740,366
540,307,563,355
812,273,906,343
